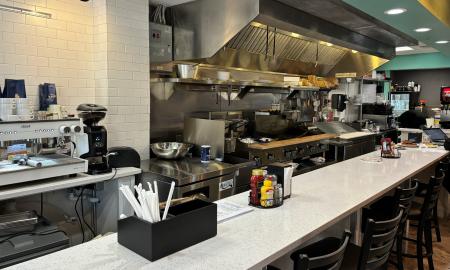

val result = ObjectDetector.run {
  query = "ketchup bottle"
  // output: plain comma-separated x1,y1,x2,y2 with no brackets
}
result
250,169,264,205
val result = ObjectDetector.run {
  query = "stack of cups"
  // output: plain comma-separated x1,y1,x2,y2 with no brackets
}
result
15,98,31,116
0,99,15,121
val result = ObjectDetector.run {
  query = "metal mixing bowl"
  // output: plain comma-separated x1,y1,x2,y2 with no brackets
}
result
150,142,193,159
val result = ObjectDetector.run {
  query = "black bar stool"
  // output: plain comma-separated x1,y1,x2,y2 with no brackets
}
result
423,160,448,242
402,172,446,270
362,179,419,270
267,231,351,270
341,209,404,270
390,180,419,270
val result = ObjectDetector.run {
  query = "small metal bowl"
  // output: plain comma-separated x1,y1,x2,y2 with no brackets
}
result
150,142,193,159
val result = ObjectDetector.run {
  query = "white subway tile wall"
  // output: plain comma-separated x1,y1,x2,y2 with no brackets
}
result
0,0,150,158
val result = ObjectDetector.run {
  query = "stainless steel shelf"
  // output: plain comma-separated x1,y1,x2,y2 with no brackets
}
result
150,78,320,91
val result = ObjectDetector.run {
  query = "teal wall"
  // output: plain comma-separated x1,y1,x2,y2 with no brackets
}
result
377,52,450,71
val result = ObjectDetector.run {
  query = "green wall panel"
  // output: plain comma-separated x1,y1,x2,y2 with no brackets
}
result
377,53,450,71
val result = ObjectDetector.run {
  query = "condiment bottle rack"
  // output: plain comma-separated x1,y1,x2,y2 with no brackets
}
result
248,190,283,208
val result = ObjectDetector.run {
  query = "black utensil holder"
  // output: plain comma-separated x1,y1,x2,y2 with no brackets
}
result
118,199,217,262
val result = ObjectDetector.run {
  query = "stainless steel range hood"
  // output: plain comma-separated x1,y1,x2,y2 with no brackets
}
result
171,0,418,77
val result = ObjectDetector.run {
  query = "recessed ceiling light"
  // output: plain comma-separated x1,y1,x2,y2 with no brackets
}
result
325,42,333,47
384,8,407,15
351,50,358,54
291,32,301,38
395,46,414,52
415,28,431,32
436,40,449,44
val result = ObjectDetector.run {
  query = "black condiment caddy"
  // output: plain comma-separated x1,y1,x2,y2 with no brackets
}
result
248,190,283,209
118,199,217,262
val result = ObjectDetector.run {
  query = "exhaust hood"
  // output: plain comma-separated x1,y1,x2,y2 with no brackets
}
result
170,0,418,77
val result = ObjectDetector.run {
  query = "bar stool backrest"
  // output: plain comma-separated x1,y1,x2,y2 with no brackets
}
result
420,174,445,221
394,180,419,226
442,158,450,192
358,209,403,270
293,231,351,270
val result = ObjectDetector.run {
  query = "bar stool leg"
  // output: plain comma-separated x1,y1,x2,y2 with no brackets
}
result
396,232,404,270
432,205,441,242
425,221,435,270
417,225,425,270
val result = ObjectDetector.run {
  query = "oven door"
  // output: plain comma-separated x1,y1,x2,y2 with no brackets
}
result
177,173,237,201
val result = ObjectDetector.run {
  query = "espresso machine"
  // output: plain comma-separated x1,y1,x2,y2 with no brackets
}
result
0,119,88,187
77,104,111,174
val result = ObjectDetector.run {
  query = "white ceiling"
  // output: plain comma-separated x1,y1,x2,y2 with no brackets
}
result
149,0,194,6
396,42,438,55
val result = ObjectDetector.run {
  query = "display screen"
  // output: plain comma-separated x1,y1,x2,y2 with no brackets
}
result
441,86,450,104
423,128,448,141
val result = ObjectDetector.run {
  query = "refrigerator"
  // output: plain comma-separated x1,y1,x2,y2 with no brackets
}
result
390,91,420,117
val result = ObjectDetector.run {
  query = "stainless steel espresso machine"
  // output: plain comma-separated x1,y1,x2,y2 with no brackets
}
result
0,119,88,187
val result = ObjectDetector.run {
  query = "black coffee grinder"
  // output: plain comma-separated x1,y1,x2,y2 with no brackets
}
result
77,104,111,174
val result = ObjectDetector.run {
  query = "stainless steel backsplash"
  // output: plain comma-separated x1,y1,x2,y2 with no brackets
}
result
150,84,282,142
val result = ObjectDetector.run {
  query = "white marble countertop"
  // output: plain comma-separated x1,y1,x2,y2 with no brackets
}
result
6,149,447,270
0,167,142,201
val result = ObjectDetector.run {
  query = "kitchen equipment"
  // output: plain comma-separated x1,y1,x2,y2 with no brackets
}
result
331,94,347,112
316,122,376,161
77,104,110,175
150,142,193,160
0,211,38,236
245,134,334,166
149,22,172,63
0,222,69,268
362,104,393,115
362,114,395,131
398,128,423,144
108,146,141,168
224,137,236,153
176,64,198,79
217,70,230,81
184,117,225,159
0,119,87,187
142,156,254,201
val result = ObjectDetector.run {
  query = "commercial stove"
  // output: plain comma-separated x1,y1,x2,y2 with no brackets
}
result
315,122,376,161
241,133,336,166
141,156,255,201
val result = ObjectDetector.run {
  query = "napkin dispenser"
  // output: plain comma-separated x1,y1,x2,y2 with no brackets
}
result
118,199,217,262
267,162,295,199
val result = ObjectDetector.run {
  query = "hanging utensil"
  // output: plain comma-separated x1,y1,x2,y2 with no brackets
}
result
227,86,232,106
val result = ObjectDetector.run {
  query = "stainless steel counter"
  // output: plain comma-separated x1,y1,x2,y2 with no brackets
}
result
141,156,256,201
0,154,88,187
142,158,238,186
